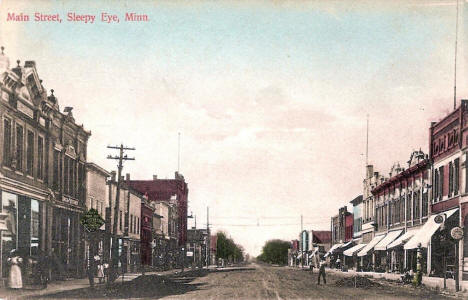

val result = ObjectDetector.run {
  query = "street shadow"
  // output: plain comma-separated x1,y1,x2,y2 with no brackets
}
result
31,272,209,299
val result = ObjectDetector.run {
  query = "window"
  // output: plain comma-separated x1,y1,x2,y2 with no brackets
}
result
434,169,439,202
90,198,94,210
37,136,43,179
64,156,69,195
454,158,459,195
16,125,23,171
137,217,140,234
449,162,453,196
439,166,444,200
53,150,60,190
422,192,428,217
26,130,34,176
130,214,133,233
119,210,123,231
406,195,411,221
413,192,420,220
3,118,11,166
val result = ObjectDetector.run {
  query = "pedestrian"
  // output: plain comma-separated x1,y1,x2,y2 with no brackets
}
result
336,257,341,270
7,249,23,289
317,258,326,285
87,256,97,288
97,261,105,283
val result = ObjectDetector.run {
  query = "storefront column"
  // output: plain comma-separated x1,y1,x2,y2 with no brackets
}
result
404,249,407,269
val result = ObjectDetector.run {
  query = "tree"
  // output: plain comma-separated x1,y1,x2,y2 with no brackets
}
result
216,231,244,263
257,239,290,265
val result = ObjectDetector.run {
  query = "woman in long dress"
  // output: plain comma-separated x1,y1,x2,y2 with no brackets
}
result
7,250,23,289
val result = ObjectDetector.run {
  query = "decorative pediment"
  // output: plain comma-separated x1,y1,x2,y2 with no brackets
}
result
65,144,77,159
407,149,426,168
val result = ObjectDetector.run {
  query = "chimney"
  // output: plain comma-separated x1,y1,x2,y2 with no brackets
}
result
126,173,130,181
366,165,374,179
111,171,116,181
153,175,157,180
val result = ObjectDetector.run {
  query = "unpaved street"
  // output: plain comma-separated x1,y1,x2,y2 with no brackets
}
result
20,263,455,300
162,264,451,300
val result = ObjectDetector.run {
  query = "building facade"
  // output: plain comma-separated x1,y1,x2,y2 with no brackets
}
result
0,52,90,282
127,172,189,268
370,151,430,273
429,100,468,282
85,162,109,264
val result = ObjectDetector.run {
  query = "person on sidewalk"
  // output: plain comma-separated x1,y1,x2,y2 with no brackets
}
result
97,261,105,284
317,258,327,285
7,249,23,289
87,256,97,288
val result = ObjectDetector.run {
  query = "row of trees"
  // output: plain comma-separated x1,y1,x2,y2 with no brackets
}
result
216,231,245,263
257,239,290,265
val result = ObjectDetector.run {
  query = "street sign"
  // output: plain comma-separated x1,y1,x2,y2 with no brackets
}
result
434,215,444,224
187,251,193,257
80,208,105,232
451,227,464,240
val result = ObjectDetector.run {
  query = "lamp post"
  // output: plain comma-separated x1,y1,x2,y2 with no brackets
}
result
413,243,422,286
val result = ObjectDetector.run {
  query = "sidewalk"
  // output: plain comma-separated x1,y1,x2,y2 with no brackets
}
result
0,268,189,300
324,267,468,295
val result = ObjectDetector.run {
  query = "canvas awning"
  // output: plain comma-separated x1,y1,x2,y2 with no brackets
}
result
343,243,367,257
374,230,403,251
357,235,385,257
308,248,318,258
387,229,418,249
404,208,458,249
324,243,342,258
336,241,353,252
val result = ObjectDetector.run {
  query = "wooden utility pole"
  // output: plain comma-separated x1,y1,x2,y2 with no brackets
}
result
107,144,135,280
206,206,210,268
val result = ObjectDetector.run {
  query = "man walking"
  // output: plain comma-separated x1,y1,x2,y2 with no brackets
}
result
317,258,326,285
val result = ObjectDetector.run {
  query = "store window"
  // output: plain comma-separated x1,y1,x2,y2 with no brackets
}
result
1,192,40,277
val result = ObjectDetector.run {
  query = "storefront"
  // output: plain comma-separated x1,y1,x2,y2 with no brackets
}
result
1,191,42,278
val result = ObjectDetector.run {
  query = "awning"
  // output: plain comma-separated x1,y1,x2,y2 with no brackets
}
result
336,241,353,251
357,235,385,257
404,208,458,249
343,244,367,256
374,230,403,251
387,229,418,249
308,249,318,258
324,243,342,257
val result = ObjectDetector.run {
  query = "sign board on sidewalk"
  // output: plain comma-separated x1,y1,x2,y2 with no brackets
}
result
187,251,194,257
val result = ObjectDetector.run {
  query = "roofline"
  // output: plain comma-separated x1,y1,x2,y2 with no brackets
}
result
86,162,110,176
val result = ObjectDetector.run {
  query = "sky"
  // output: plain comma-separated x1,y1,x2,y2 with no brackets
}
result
0,0,467,256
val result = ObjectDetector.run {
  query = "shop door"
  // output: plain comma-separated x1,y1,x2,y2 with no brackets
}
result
17,196,31,256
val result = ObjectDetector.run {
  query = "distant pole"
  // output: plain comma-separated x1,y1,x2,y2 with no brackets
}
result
107,144,135,280
178,132,181,173
206,206,210,268
301,215,303,268
366,114,369,166
454,0,459,110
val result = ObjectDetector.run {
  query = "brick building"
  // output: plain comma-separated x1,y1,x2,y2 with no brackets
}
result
127,172,188,268
367,151,430,273
427,100,468,282
0,51,90,281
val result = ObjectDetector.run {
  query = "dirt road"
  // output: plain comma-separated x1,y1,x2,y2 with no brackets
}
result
161,264,451,300
20,263,456,299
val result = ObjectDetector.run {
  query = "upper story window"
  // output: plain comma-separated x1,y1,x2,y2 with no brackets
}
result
15,124,23,171
26,130,34,176
3,118,12,166
37,136,43,180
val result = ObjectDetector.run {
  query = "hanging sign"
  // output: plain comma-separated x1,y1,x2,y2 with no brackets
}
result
450,227,463,240
80,208,105,232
